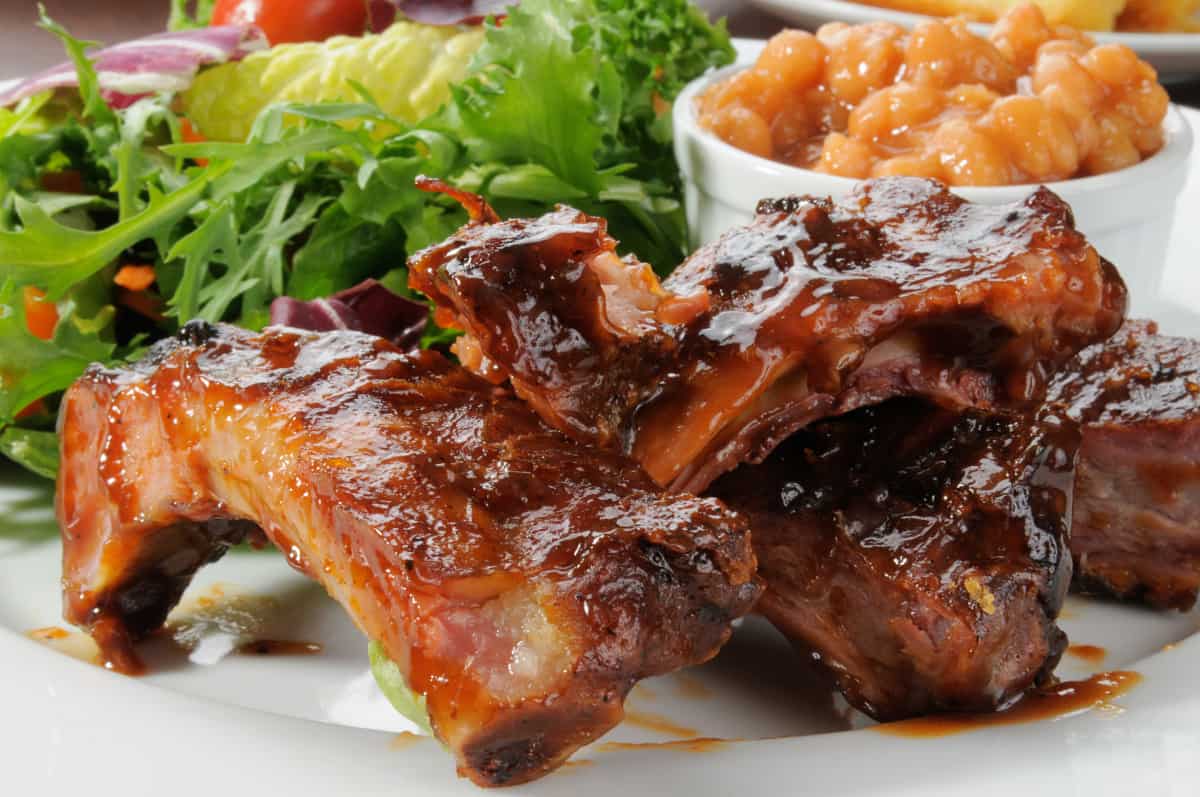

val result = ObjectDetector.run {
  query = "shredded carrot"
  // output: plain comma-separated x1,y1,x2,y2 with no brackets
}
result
115,287,165,323
179,118,209,166
22,286,57,341
114,264,157,292
15,399,46,421
39,170,84,194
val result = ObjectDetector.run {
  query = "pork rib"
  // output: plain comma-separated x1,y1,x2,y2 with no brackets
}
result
409,177,1126,493
709,399,1079,720
56,322,759,787
1048,319,1200,610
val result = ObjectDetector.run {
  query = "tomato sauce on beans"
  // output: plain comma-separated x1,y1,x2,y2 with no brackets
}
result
697,5,1170,186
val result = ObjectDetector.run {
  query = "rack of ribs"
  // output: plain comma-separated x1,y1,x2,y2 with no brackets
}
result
708,398,1080,720
55,322,759,787
1048,319,1200,610
409,176,1127,493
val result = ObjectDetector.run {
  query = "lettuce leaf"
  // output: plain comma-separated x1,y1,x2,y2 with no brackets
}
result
1,172,220,298
444,0,618,194
430,0,733,271
0,428,59,480
368,641,434,735
0,280,114,425
182,23,485,142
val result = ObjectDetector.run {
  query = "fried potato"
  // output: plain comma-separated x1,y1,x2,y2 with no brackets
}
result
856,0,1121,30
1117,0,1200,31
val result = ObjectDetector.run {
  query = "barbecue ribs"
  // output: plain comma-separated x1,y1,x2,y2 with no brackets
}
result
56,322,759,787
410,177,1127,492
709,398,1080,720
1048,319,1200,610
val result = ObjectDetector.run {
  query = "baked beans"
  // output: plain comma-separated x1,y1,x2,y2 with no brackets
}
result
696,4,1170,186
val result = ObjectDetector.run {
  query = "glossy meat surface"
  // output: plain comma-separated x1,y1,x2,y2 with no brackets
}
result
709,399,1078,721
56,322,759,786
410,177,1126,492
1048,320,1200,610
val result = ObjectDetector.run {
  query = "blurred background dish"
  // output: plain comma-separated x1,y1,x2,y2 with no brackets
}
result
748,0,1200,77
817,0,1198,32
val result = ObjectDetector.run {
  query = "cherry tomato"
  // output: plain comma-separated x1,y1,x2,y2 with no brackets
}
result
178,118,210,165
22,286,58,341
211,0,372,45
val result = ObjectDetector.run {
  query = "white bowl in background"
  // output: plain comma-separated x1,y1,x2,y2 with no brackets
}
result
674,62,1195,312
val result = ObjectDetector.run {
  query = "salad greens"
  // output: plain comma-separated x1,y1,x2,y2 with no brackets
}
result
182,23,486,142
0,0,734,479
369,640,435,735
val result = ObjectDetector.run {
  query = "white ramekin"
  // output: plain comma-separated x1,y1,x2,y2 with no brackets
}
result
674,62,1195,311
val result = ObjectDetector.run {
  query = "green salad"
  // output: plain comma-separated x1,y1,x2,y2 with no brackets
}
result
0,0,734,480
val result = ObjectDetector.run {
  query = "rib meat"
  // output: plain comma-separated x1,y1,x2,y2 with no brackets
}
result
56,322,759,787
708,399,1079,721
1047,319,1200,610
409,177,1126,492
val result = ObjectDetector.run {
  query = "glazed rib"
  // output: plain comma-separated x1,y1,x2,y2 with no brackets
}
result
1048,319,1200,610
410,177,1126,492
709,398,1079,720
56,322,759,787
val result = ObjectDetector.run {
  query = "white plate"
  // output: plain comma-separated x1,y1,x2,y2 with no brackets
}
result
2,475,1199,797
1,126,1199,797
748,0,1200,78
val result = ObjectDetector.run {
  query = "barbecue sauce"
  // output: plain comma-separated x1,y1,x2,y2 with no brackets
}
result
26,626,108,670
411,177,1124,494
236,640,324,656
390,731,427,751
596,738,732,754
621,710,699,739
1066,644,1107,664
673,672,714,700
874,671,1142,738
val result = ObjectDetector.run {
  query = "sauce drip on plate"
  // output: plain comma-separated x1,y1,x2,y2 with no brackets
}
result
236,639,324,656
1066,644,1108,664
596,738,733,754
874,671,1142,738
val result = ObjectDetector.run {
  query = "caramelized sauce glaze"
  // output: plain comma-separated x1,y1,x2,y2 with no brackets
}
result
410,178,1125,493
55,322,760,787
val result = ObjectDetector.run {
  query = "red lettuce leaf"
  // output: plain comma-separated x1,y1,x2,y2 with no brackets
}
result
0,25,268,109
388,1,515,26
269,280,428,351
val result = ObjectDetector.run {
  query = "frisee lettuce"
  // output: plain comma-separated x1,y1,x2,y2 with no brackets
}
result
0,0,734,478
